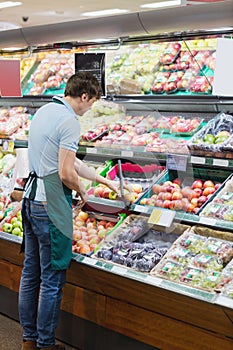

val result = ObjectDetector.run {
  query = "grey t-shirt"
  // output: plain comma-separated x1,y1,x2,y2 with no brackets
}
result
24,96,80,201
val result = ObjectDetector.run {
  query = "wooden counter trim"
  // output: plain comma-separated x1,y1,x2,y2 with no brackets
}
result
105,298,233,350
61,282,106,325
67,260,233,338
0,260,21,291
0,237,24,266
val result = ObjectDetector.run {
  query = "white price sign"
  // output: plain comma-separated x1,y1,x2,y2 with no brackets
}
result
134,205,148,213
199,217,217,226
148,208,175,227
86,147,97,154
190,156,206,165
213,159,229,167
121,150,134,158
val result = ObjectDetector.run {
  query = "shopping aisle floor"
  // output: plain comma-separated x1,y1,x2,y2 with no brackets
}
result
0,313,80,350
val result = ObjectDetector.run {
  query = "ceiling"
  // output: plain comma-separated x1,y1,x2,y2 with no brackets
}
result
0,0,227,30
0,0,232,49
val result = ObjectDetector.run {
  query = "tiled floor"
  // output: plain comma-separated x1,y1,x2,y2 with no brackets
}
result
0,313,79,350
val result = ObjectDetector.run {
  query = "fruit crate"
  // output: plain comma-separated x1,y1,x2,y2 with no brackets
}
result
0,201,23,237
187,112,233,157
72,209,126,256
107,162,165,192
93,214,190,273
198,174,233,223
150,227,233,292
132,167,232,219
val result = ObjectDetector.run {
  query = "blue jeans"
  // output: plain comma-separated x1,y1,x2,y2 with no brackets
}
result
19,198,66,348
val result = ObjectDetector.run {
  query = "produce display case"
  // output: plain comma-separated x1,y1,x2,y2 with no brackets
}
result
1,30,233,350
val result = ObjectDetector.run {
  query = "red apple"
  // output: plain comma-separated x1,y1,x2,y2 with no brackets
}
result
152,184,161,194
193,188,203,197
214,183,222,191
192,207,200,215
77,211,89,221
164,192,173,201
203,187,216,197
163,200,171,209
192,180,203,189
197,195,208,207
173,178,182,186
203,180,215,189
172,191,183,200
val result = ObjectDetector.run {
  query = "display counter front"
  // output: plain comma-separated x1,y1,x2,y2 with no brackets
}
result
1,231,233,350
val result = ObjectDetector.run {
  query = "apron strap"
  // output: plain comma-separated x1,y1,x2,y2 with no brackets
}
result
24,171,43,200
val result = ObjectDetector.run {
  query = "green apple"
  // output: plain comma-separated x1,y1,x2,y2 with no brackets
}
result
12,227,22,236
13,220,23,230
10,217,18,225
204,133,215,144
2,223,13,233
17,211,22,221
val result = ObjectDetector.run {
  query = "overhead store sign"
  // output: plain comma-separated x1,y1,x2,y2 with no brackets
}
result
213,38,233,97
75,53,106,96
0,59,22,97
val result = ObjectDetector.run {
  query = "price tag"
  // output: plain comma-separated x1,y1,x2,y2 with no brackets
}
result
134,204,148,213
148,208,175,227
83,256,97,266
213,159,229,167
121,150,134,158
166,154,188,171
112,265,127,276
215,295,233,308
2,140,14,152
145,275,162,286
86,147,97,154
199,217,217,226
191,156,206,165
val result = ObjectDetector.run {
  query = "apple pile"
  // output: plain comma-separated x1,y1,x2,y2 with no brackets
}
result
92,183,143,203
72,210,117,254
1,209,23,237
190,76,214,94
159,43,182,64
193,130,230,146
81,124,109,142
140,178,221,214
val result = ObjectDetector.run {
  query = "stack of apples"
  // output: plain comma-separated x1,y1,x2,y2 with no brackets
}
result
1,209,23,237
92,183,143,203
140,178,221,214
72,210,117,254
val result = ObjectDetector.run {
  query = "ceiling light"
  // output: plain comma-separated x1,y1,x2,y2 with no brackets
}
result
141,0,185,9
0,21,21,30
81,9,129,17
0,1,22,9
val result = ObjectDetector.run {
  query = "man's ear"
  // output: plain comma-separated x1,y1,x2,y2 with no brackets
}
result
81,93,89,102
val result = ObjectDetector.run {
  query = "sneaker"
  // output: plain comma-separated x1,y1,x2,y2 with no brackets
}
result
21,340,37,350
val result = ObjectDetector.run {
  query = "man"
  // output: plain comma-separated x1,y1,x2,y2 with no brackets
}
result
19,72,118,350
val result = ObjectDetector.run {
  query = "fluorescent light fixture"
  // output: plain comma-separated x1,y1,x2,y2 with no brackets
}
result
0,1,22,9
1,46,22,50
0,21,21,30
81,8,129,17
141,0,184,9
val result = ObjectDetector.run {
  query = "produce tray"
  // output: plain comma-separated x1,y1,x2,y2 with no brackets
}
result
93,215,189,273
187,112,233,153
72,209,126,256
150,228,233,292
198,174,233,223
131,167,232,219
107,162,164,192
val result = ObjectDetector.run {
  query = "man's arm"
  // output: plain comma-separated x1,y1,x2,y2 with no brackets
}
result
58,148,88,203
74,158,120,193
